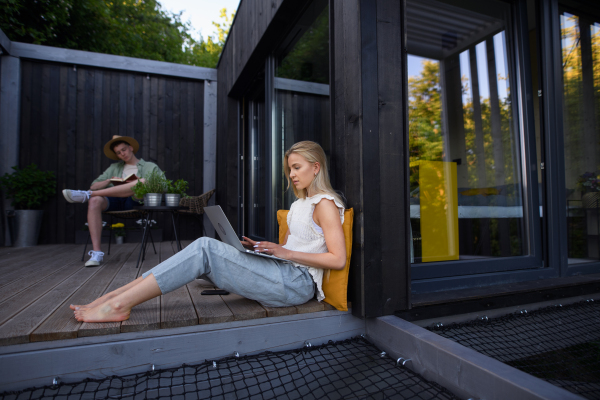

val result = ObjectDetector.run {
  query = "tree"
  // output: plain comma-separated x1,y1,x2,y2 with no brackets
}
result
0,0,234,68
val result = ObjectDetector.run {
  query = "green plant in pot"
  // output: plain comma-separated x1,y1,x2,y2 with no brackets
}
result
132,170,168,206
165,179,189,207
0,164,56,247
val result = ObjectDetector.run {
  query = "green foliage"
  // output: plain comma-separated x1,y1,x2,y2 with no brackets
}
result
132,169,168,199
0,164,56,210
0,1,234,68
166,178,188,197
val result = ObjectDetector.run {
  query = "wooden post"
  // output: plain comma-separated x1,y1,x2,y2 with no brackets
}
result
332,0,410,317
0,55,20,246
204,80,217,238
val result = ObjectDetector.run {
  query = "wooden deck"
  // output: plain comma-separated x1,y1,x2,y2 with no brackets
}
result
0,241,335,347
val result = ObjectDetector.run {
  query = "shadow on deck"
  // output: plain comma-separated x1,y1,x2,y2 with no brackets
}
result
0,242,363,391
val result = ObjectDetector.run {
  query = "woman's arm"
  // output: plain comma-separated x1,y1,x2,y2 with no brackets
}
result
248,199,347,270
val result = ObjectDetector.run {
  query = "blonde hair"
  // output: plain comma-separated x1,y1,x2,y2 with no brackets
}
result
283,141,345,208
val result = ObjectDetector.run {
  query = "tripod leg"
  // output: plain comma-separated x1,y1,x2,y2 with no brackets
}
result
136,216,150,268
82,233,90,261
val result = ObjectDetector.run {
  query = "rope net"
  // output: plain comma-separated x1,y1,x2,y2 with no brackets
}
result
1,336,457,400
428,299,600,399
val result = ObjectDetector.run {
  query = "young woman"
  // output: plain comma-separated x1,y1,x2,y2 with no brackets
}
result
72,141,347,323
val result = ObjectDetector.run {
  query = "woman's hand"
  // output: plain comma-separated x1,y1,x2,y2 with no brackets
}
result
241,236,292,259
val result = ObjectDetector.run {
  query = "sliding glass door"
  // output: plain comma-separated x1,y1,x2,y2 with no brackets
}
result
407,0,544,290
559,9,600,265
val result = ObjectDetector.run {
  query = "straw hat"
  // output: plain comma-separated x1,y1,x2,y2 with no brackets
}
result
103,135,140,160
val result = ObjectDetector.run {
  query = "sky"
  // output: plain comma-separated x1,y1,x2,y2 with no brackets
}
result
158,0,241,41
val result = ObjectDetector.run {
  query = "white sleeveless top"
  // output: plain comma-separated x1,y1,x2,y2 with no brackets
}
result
282,194,345,301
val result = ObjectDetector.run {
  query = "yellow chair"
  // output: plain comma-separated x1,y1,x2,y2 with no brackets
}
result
277,208,354,311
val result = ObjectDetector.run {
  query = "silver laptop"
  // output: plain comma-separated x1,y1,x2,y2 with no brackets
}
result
204,205,291,263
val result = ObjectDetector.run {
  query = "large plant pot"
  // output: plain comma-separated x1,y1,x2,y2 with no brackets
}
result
144,193,163,206
12,210,44,247
165,194,181,207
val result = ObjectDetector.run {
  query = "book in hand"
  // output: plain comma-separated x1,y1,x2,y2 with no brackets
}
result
110,173,138,185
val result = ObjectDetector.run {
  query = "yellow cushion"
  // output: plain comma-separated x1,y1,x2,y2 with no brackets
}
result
277,208,354,311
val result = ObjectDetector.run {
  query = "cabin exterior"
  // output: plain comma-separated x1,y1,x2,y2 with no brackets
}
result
1,0,599,397
215,0,600,320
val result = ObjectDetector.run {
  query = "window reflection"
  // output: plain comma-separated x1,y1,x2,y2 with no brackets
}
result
561,12,600,263
407,0,527,263
274,1,330,220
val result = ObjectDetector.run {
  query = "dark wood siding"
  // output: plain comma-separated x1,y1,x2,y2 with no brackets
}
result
217,0,411,316
332,0,410,316
18,60,205,244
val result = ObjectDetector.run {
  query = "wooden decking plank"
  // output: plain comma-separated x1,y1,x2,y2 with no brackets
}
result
295,299,325,314
160,242,198,329
0,243,59,259
121,242,161,333
262,305,298,318
78,244,141,337
0,245,74,287
30,244,135,342
0,248,85,302
0,260,83,326
0,259,106,346
220,293,266,321
187,280,234,325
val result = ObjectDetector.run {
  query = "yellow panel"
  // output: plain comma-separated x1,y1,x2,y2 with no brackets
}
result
419,161,459,262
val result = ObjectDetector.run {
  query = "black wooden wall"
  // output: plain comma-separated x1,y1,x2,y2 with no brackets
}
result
331,0,410,316
19,59,205,244
217,0,411,316
0,55,4,248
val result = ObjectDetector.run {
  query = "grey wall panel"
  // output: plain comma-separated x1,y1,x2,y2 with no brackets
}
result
203,80,217,238
10,42,216,81
0,56,20,246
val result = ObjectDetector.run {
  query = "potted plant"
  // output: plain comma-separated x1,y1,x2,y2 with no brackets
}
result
132,170,168,206
111,222,126,244
0,164,56,247
165,179,189,206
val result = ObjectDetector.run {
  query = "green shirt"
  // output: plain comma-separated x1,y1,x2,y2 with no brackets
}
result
92,159,163,188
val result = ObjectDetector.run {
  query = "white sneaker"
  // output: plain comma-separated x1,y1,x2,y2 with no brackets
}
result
85,250,104,267
63,189,91,203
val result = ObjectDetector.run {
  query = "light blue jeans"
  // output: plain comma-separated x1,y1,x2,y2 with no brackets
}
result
142,237,315,307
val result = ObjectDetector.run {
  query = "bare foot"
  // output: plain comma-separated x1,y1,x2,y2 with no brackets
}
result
74,302,131,323
70,292,119,310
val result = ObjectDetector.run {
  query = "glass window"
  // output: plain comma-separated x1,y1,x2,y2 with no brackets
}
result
407,0,528,263
560,11,600,264
273,0,330,216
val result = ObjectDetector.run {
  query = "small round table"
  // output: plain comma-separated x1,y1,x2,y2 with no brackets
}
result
133,205,188,268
